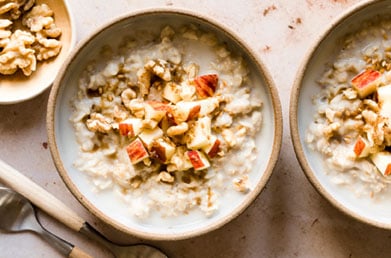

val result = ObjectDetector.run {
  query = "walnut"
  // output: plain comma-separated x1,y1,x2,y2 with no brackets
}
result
0,19,12,39
0,0,35,20
86,113,112,133
137,59,172,96
23,4,62,61
33,31,61,60
0,2,61,76
0,29,36,75
156,171,175,184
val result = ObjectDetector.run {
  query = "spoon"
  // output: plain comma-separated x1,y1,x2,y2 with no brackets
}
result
0,159,168,258
0,187,92,258
0,0,76,104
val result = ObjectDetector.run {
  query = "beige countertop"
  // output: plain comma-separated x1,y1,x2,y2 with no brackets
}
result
2,0,391,257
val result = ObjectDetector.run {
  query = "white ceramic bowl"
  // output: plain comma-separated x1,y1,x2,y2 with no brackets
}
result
0,0,76,104
47,8,282,240
291,0,391,229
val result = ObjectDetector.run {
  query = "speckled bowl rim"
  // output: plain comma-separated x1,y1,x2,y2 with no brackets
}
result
47,7,283,240
290,0,391,230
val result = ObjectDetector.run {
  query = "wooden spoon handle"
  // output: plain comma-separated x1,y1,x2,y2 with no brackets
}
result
0,159,85,232
69,246,93,258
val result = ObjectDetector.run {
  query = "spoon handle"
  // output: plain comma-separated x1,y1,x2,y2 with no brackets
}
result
0,159,85,232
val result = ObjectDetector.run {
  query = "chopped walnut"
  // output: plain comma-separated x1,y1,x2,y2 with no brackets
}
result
137,59,172,96
156,171,175,183
86,113,112,133
0,29,36,75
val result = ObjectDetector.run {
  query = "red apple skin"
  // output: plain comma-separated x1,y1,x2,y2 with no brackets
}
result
126,138,149,164
207,139,220,158
353,137,366,156
187,105,201,121
119,123,134,137
351,69,380,89
386,164,391,176
194,74,218,98
187,150,208,170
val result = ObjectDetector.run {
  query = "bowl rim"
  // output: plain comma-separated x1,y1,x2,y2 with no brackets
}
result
289,0,391,230
47,7,283,240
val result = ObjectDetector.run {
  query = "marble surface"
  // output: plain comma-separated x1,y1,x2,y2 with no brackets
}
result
3,0,391,257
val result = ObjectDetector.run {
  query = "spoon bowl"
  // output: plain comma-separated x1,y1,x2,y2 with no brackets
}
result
0,0,76,104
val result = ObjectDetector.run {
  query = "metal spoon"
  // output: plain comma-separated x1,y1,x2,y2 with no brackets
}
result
0,159,167,258
0,187,92,258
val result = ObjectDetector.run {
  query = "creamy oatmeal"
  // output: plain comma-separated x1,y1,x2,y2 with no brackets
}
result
307,18,391,198
0,0,62,76
71,25,263,219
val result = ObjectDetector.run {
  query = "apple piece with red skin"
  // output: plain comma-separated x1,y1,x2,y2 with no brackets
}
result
193,74,218,98
351,69,382,98
353,136,371,158
118,118,142,137
203,137,221,158
149,138,176,163
126,138,149,164
370,151,391,176
172,101,201,124
186,150,210,170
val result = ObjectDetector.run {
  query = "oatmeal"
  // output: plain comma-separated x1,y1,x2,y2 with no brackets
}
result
71,25,263,219
0,0,61,76
306,18,391,198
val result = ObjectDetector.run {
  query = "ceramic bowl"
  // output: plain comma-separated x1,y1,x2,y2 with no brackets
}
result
47,8,282,240
0,0,76,104
291,0,391,229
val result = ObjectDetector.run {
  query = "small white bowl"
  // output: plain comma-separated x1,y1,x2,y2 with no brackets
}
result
291,0,391,229
0,0,76,104
47,8,282,240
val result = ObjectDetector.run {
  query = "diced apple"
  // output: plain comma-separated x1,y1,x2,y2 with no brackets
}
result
144,103,167,123
370,151,391,176
186,150,210,170
377,84,391,118
166,146,193,172
353,136,371,158
186,116,212,150
138,127,163,148
146,100,172,113
193,74,218,98
163,82,182,103
126,138,149,164
149,138,176,163
197,97,219,116
172,101,201,123
202,136,221,158
118,118,142,137
351,69,382,98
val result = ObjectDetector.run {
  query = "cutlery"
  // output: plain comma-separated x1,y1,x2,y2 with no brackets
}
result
0,159,167,258
0,187,92,258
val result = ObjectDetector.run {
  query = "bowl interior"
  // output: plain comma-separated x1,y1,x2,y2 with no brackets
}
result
0,0,75,104
49,10,281,239
293,0,391,228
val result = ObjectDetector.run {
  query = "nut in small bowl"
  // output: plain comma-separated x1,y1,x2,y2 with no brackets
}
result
47,8,282,240
0,0,76,104
291,0,391,229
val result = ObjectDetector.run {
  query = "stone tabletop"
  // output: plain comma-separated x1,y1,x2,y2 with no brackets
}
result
2,0,391,257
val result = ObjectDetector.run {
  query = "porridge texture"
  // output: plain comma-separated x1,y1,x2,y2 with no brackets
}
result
0,0,62,76
307,18,391,198
71,25,263,219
